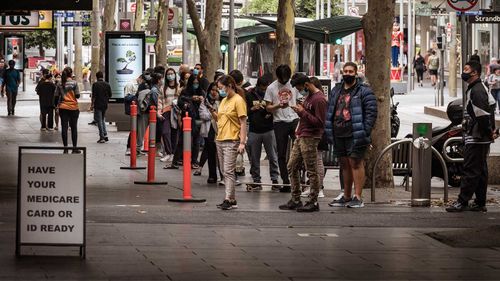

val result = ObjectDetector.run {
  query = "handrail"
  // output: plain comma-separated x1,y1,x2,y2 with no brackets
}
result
442,137,464,163
371,138,449,203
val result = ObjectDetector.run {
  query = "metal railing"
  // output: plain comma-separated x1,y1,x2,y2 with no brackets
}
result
442,137,464,163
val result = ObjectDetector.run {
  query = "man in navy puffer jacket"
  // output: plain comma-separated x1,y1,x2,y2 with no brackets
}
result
325,62,377,208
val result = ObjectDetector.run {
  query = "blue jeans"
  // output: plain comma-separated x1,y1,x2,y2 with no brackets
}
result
94,109,107,139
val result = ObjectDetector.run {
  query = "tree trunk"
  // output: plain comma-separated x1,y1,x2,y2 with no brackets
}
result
38,43,45,57
155,0,169,66
273,0,295,74
74,11,83,84
91,0,101,83
134,0,144,31
186,0,222,82
100,0,117,73
362,0,395,191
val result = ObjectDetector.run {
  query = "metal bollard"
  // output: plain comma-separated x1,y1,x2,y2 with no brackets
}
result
134,106,168,185
411,123,432,207
120,101,145,170
168,113,206,203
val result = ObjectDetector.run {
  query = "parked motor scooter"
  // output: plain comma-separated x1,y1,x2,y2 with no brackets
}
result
406,99,464,187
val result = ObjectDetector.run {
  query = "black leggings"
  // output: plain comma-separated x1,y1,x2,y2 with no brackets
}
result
59,109,80,147
415,68,424,83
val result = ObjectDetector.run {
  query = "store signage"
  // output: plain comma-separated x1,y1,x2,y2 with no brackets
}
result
0,11,53,30
4,36,25,70
446,0,479,12
469,13,500,23
415,2,432,16
3,0,92,10
17,150,85,247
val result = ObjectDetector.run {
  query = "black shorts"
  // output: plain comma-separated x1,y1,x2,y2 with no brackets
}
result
429,69,438,76
333,137,366,159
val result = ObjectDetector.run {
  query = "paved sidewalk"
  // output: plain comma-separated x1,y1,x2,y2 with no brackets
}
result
1,81,500,280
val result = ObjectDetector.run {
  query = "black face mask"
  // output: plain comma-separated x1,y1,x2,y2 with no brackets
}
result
461,72,472,82
343,75,356,84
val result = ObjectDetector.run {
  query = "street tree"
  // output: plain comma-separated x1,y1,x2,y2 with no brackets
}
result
243,0,340,18
155,0,169,66
362,0,395,189
134,0,144,31
273,0,295,73
24,30,56,57
99,0,117,73
242,0,278,14
186,0,223,82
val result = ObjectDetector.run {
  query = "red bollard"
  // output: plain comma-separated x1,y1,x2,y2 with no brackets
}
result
168,113,206,203
142,126,149,152
121,101,145,170
134,106,168,185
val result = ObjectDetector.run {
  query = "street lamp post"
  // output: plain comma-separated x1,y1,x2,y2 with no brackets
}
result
228,0,235,72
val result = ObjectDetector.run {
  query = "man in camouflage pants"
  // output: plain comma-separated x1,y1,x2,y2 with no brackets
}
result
279,73,327,212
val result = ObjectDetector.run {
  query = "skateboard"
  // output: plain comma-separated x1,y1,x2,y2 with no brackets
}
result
242,182,310,192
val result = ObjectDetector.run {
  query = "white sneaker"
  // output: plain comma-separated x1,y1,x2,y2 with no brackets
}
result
157,152,165,158
318,189,325,198
334,192,344,201
300,188,310,197
160,154,172,162
125,148,131,156
218,180,225,186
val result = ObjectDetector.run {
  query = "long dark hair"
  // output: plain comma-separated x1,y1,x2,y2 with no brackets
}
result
61,67,73,86
165,68,178,89
184,74,205,97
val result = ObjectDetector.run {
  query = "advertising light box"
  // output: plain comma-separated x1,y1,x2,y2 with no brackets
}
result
105,32,145,101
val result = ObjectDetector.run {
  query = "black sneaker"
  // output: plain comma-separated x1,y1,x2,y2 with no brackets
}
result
467,202,487,212
279,199,303,210
104,137,109,142
279,184,291,193
328,196,351,207
97,139,106,143
297,201,320,212
445,201,468,212
217,200,237,210
249,181,262,191
207,178,217,184
346,196,364,208
271,180,280,191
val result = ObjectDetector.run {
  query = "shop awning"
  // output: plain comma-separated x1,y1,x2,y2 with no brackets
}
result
251,15,363,44
188,25,274,45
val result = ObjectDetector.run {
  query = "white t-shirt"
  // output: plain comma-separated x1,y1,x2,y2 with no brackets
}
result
264,80,299,122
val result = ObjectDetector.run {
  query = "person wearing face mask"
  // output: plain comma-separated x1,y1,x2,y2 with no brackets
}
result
158,68,181,164
245,74,279,190
264,64,299,192
278,73,327,212
176,74,206,168
325,62,377,209
193,63,210,92
53,73,62,130
211,75,247,210
446,61,497,212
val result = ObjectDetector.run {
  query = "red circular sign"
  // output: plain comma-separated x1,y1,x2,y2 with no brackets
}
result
131,3,136,13
168,8,174,21
447,0,479,12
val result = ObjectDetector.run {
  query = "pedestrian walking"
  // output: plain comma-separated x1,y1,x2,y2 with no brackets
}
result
414,51,425,87
0,59,6,98
213,75,247,210
427,50,439,88
326,62,378,208
278,73,327,212
264,64,299,192
5,60,20,115
36,69,56,130
446,61,497,212
159,68,181,164
91,71,112,143
57,67,81,153
487,67,500,114
245,75,279,190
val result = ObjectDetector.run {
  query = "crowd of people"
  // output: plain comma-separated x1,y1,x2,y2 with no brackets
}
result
123,62,378,212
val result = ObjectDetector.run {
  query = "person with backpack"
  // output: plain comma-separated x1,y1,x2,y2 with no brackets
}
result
91,71,112,143
58,67,80,153
158,68,181,164
36,69,56,130
5,60,20,115
135,71,156,155
427,50,439,88
245,75,279,190
414,51,426,87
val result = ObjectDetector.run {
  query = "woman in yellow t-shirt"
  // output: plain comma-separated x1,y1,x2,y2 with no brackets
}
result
209,75,247,210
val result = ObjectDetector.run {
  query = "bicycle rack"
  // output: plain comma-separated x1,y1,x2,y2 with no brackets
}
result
371,138,448,203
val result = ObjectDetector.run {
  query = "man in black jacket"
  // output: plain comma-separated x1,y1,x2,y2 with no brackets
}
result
36,69,56,130
446,61,496,212
92,71,112,143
